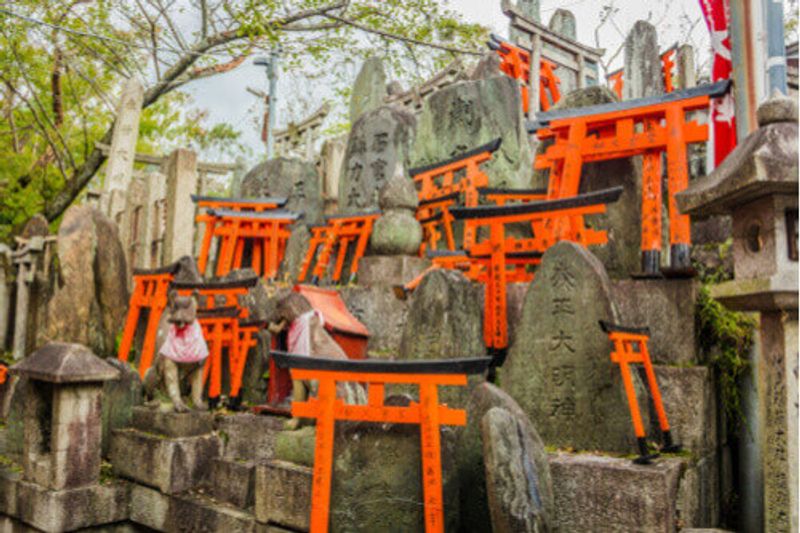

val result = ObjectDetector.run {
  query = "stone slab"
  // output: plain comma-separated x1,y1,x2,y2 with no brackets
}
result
207,458,255,509
677,452,721,529
131,406,214,438
650,366,717,454
254,460,312,530
215,413,285,463
13,479,129,533
356,255,430,287
109,428,220,494
549,452,684,532
340,286,410,355
612,278,699,364
130,483,256,532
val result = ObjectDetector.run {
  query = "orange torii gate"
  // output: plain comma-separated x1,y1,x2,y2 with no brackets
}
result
271,351,492,533
488,34,562,112
192,195,287,275
411,138,502,254
198,306,241,409
449,188,622,370
298,211,381,285
205,209,300,280
530,80,731,275
118,263,181,378
606,44,678,99
599,321,681,464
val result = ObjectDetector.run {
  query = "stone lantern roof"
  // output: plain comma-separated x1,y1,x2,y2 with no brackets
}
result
11,342,120,383
676,94,798,217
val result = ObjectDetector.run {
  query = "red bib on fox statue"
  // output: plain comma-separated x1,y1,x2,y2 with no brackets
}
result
159,321,209,364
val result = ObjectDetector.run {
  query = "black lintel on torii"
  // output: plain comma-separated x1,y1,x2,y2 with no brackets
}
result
190,194,289,206
206,208,303,221
526,79,732,132
408,137,503,177
271,350,492,375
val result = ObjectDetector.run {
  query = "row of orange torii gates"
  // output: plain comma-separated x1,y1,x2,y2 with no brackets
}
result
112,37,717,533
116,37,731,404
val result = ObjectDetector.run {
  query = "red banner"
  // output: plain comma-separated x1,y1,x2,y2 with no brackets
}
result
699,0,737,165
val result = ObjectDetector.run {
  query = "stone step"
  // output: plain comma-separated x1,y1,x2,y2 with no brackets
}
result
549,451,720,532
131,406,214,438
109,428,221,494
214,413,286,462
206,457,256,509
254,460,312,531
130,483,259,532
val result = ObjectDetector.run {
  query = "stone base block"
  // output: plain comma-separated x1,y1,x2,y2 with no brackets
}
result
649,365,718,454
130,484,256,532
340,286,410,354
612,278,699,364
550,451,721,532
254,460,312,530
12,479,129,533
0,467,20,517
357,255,430,287
131,406,214,437
207,458,255,509
109,428,220,494
215,413,285,462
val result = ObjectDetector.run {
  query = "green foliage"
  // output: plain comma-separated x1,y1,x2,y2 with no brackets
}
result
695,285,756,430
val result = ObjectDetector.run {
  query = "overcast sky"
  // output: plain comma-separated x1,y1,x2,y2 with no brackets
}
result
184,0,711,164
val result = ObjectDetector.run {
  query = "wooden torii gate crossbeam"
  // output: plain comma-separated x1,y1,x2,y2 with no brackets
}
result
271,351,492,533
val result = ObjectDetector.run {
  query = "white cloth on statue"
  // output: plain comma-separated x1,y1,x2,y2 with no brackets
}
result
159,321,209,363
288,310,323,356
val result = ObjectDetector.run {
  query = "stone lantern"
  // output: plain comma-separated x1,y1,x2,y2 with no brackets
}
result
11,342,119,490
676,94,798,533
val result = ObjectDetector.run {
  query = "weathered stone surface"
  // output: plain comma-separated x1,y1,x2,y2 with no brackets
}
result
509,0,540,42
339,105,416,214
329,422,459,532
273,426,316,467
456,383,553,533
277,224,310,283
241,158,323,225
11,342,119,383
757,93,798,126
549,453,684,532
481,407,552,533
163,148,199,264
341,285,410,354
318,135,347,214
130,484,255,532
350,57,388,124
650,366,717,453
370,170,422,255
207,458,255,509
677,452,721,528
611,278,699,364
215,413,285,463
398,269,484,361
35,206,129,357
109,428,220,494
536,86,641,277
505,242,648,453
412,76,531,190
548,9,576,39
13,479,130,533
470,53,503,81
355,255,429,288
101,359,142,457
254,460,312,529
623,20,664,99
505,282,529,347
131,406,213,438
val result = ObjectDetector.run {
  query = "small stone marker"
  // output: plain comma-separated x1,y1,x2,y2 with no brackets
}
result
350,57,388,124
623,21,664,99
339,105,416,214
482,407,552,533
548,9,576,40
505,241,648,453
240,157,323,225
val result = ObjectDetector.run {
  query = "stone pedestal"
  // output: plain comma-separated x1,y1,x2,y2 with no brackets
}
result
254,460,312,530
109,408,221,494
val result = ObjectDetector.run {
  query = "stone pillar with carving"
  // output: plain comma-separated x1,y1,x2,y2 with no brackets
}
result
677,95,799,533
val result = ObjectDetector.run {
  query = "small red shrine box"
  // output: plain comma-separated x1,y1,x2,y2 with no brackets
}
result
263,284,369,409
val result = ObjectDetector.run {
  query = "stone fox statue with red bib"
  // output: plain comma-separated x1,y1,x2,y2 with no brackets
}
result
143,289,209,412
